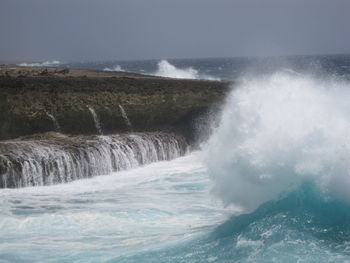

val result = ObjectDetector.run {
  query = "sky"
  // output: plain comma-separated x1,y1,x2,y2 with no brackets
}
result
1,0,350,62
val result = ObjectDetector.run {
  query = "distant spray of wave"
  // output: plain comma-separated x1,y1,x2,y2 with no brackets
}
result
18,60,61,67
154,60,220,80
205,71,350,212
103,65,125,72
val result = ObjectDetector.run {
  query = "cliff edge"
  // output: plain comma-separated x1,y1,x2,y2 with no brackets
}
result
0,65,230,142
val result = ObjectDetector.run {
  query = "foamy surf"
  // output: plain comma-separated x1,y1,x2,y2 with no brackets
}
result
103,64,125,72
153,60,220,80
114,71,350,263
205,71,350,211
17,60,61,67
0,153,234,262
3,57,350,263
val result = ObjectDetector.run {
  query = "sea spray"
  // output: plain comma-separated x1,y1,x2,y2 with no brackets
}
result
103,65,125,72
88,106,102,134
154,60,220,80
204,71,350,212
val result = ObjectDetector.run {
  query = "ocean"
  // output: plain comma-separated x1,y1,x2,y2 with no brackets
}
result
3,54,350,262
18,54,350,81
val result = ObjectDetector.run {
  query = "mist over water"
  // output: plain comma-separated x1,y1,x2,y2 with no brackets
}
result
205,71,350,211
153,60,220,80
127,69,350,262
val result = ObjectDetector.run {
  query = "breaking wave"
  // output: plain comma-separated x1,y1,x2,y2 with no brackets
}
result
205,71,350,212
18,60,61,67
154,60,220,80
103,64,125,72
124,70,350,262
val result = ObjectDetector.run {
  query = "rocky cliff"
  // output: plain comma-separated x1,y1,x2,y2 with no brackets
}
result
0,66,230,142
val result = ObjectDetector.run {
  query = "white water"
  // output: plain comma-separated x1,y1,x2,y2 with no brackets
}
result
119,104,133,131
205,71,350,212
0,153,234,262
154,60,220,80
88,107,102,134
103,65,125,72
0,133,185,188
45,112,61,132
18,60,61,67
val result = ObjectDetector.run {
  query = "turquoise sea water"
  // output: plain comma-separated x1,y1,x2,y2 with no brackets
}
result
2,153,350,262
120,183,350,263
0,154,235,262
8,55,350,262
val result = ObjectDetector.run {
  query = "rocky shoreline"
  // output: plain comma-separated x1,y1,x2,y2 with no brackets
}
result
0,131,187,188
0,65,230,142
0,65,230,188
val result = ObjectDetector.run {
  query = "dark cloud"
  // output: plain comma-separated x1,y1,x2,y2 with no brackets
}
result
1,0,350,61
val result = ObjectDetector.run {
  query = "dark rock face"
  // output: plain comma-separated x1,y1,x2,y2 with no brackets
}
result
0,67,230,142
0,66,230,188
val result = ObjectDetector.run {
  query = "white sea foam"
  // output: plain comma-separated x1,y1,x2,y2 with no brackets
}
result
204,71,350,211
103,64,125,72
154,60,220,80
0,153,234,260
18,60,61,67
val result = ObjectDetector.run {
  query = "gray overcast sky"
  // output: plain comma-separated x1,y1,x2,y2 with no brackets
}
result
1,0,350,62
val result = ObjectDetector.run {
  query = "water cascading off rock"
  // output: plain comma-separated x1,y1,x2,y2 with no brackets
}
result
0,132,187,188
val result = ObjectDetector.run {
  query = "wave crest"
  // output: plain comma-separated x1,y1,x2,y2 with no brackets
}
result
103,65,125,72
205,71,350,212
18,60,61,67
154,60,220,80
